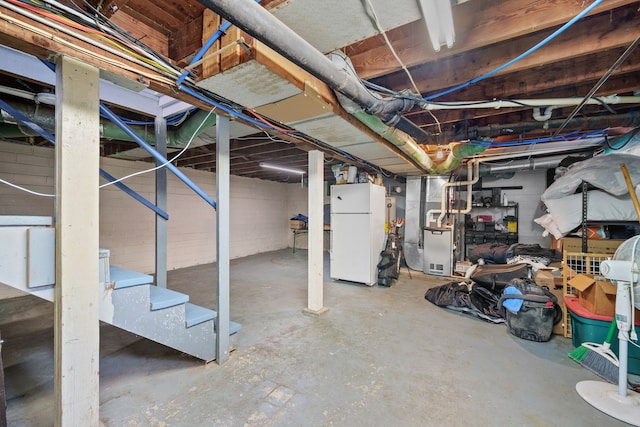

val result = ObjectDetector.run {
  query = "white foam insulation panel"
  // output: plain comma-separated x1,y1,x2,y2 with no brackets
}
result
288,113,418,174
197,60,301,109
194,0,425,176
271,0,422,53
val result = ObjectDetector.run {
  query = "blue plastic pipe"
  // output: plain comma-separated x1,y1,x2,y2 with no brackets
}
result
0,98,170,219
99,103,217,210
425,0,604,100
99,169,169,219
176,0,262,85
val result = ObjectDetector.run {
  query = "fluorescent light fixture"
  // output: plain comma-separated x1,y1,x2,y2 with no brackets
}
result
259,162,305,175
418,0,455,52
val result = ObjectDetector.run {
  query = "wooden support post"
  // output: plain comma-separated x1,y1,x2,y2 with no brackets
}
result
54,56,100,426
304,150,328,316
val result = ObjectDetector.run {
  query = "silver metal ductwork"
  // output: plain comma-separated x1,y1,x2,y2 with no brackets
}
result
196,0,432,144
403,176,424,271
402,153,570,271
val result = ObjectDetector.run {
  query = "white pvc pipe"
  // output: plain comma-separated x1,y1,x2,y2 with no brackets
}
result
430,147,593,226
423,95,640,111
0,86,36,101
435,161,478,227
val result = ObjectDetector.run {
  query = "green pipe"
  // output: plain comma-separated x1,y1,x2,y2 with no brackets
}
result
430,143,487,174
0,123,38,137
353,111,433,170
351,110,489,174
104,109,216,149
0,101,216,149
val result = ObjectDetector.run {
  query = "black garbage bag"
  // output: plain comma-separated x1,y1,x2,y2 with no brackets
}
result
469,263,530,291
377,233,402,287
425,281,504,324
468,242,511,264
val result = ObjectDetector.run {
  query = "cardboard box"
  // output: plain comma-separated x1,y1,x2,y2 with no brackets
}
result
547,286,565,335
535,268,556,290
289,219,306,230
561,237,624,254
568,274,616,317
533,268,565,335
455,261,472,274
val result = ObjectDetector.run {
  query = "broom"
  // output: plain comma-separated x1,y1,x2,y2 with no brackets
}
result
569,162,640,383
568,316,619,384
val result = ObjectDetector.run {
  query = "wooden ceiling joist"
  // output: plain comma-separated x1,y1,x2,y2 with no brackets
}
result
347,0,638,80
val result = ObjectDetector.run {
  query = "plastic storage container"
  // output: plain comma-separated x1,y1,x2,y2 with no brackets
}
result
565,297,640,375
500,280,557,342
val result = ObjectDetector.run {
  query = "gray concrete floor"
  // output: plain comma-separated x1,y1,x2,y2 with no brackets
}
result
0,249,630,426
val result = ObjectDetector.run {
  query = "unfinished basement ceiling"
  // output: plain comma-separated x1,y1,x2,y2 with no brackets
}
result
0,0,638,183
269,0,422,53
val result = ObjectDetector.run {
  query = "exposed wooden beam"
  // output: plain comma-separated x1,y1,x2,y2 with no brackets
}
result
252,41,424,172
109,10,169,57
375,5,640,96
347,0,638,80
0,6,215,112
406,71,640,128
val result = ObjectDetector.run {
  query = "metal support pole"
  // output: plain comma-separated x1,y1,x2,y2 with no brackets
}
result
155,116,168,288
216,114,230,364
99,104,217,210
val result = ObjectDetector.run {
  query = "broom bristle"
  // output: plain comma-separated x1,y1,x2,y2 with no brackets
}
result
568,344,590,363
577,350,619,384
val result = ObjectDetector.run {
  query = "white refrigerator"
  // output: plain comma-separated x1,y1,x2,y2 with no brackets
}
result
330,183,386,286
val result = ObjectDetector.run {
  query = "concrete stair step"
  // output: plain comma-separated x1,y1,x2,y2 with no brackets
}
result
149,286,189,310
109,266,153,289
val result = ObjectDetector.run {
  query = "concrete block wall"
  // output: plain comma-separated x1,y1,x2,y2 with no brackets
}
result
0,142,55,217
284,183,334,250
230,175,290,258
0,141,293,274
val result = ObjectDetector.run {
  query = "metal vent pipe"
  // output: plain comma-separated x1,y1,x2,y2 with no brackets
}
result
196,0,431,143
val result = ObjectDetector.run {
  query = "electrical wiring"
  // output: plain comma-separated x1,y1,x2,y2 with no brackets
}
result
356,0,444,137
99,108,216,189
1,0,180,81
554,33,640,137
606,128,640,151
0,177,55,197
233,131,293,144
38,0,180,76
362,0,421,97
178,84,298,133
8,0,173,74
461,129,608,147
116,108,196,127
74,0,178,67
244,109,299,133
11,0,401,180
424,0,604,101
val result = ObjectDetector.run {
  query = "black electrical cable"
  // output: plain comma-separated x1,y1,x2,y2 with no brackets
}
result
605,128,640,151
